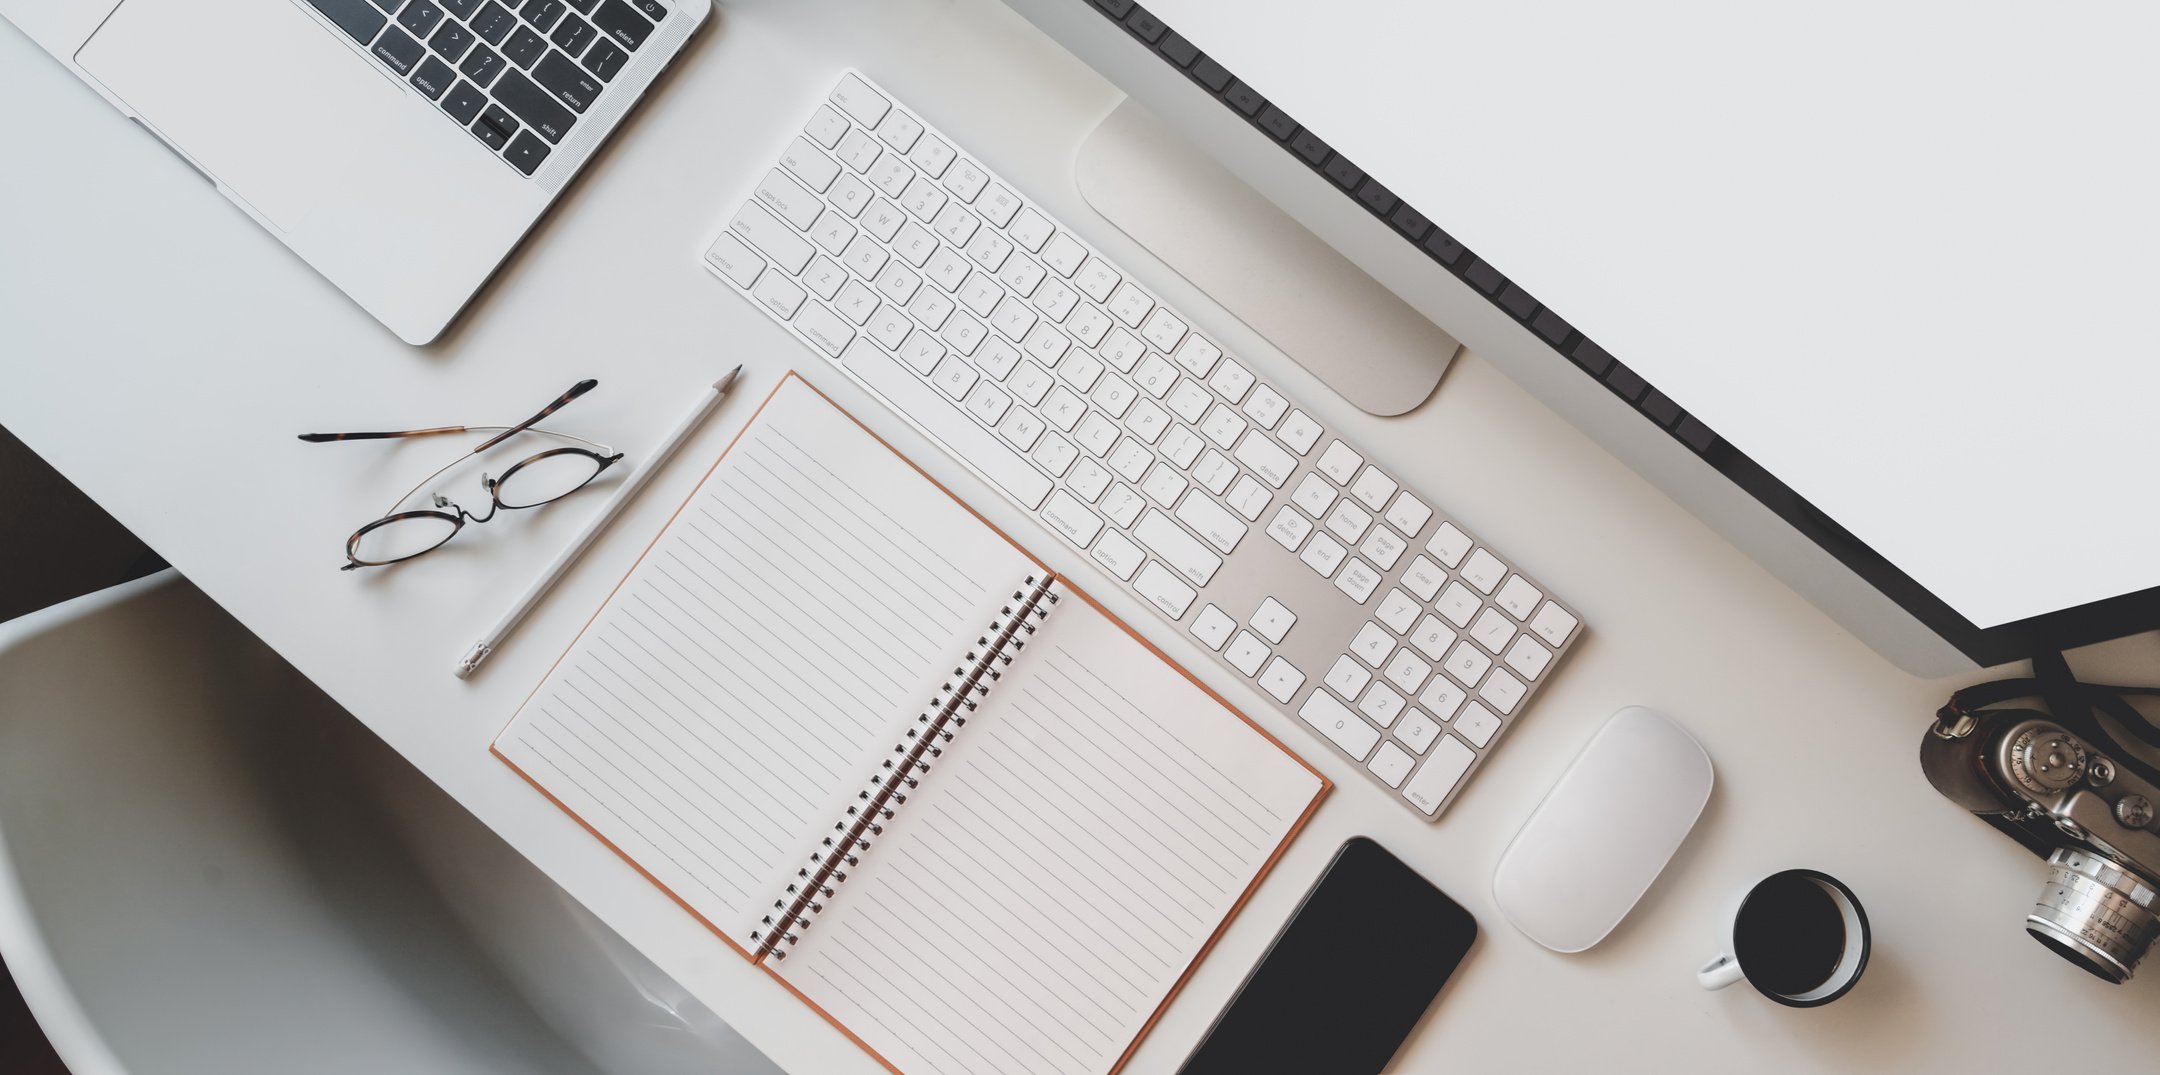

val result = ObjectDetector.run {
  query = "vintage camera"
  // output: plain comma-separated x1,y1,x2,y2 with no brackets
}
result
1922,708,2160,982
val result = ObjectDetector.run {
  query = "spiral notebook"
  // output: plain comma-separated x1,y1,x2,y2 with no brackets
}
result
492,372,1328,1075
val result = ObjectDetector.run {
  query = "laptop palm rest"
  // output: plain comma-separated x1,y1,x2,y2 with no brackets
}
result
77,0,522,327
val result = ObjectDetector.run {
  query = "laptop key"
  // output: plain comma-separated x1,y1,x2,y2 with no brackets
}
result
370,27,425,75
493,68,575,142
458,44,504,87
395,0,443,37
367,0,401,12
592,0,652,50
472,104,518,149
471,1,515,43
550,14,596,57
504,130,552,175
302,0,387,44
632,0,664,19
503,25,546,66
533,51,601,112
581,39,626,81
409,56,456,99
428,21,473,61
520,0,564,32
439,0,476,16
440,79,486,125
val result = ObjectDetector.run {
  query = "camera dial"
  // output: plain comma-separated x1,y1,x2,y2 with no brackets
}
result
2008,727,2086,797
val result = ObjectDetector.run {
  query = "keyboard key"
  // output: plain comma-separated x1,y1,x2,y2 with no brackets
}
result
1090,530,1144,581
781,137,841,192
503,129,552,174
1244,384,1288,429
471,104,517,150
472,1,516,43
1496,575,1544,621
1233,429,1295,488
1350,465,1398,512
459,44,506,87
409,56,456,98
793,301,854,357
1455,703,1501,748
829,73,890,127
631,0,664,20
1324,655,1371,700
551,14,596,56
371,27,426,74
1300,533,1345,577
1530,601,1581,648
878,110,925,154
302,0,386,45
1418,677,1466,722
703,231,763,287
1191,604,1236,651
1174,493,1246,555
1299,690,1378,761
1401,556,1445,601
1249,597,1296,644
728,202,813,273
1359,527,1405,571
582,39,627,81
1408,615,1457,661
837,339,1050,508
1133,562,1196,618
1226,476,1270,521
1470,606,1515,655
750,272,805,319
1325,500,1371,544
1350,621,1395,667
1404,736,1475,815
493,67,575,141
1278,410,1323,455
1209,359,1254,403
1258,657,1305,703
1385,492,1432,537
1504,636,1552,681
1134,509,1221,587
1383,649,1430,695
1483,669,1527,715
440,79,487,125
1225,631,1268,676
1317,440,1362,484
519,0,563,32
429,20,474,61
1040,490,1105,548
1435,582,1480,629
1396,710,1441,754
1462,548,1508,594
503,25,546,67
1426,522,1472,568
591,0,652,49
1334,558,1381,603
533,49,602,111
1359,684,1404,727
1377,589,1420,634
753,168,820,229
442,0,477,16
397,0,445,38
1265,506,1312,551
1442,641,1493,689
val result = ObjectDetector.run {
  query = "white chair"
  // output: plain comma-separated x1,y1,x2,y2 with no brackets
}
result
0,571,782,1075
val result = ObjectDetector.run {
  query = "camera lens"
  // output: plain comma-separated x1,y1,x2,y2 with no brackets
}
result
2026,848,2160,983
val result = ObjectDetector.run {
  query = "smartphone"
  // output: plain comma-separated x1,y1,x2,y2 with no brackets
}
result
1178,837,1476,1075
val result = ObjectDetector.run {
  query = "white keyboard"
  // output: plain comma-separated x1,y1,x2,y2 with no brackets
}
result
701,70,1583,819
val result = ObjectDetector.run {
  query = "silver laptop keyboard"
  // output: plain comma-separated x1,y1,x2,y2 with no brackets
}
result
700,70,1584,820
299,0,666,175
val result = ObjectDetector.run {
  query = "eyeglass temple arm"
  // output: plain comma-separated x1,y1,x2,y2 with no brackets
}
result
470,379,599,453
296,426,468,442
295,379,598,447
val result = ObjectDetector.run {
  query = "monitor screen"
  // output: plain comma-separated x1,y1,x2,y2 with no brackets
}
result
1145,0,2160,631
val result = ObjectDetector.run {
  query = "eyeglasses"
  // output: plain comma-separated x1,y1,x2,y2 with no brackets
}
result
303,379,626,570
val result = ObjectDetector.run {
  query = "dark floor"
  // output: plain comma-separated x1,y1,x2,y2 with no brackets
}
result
2,421,165,1075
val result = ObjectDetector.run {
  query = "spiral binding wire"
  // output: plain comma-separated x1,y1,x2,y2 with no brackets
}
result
751,572,1061,960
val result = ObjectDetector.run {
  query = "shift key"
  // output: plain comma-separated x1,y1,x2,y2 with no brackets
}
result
492,69,576,142
533,51,602,112
728,202,813,274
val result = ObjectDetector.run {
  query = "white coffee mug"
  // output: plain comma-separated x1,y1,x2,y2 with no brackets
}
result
1698,868,1870,1008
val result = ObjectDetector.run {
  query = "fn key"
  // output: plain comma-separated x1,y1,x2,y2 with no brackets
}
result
504,131,551,175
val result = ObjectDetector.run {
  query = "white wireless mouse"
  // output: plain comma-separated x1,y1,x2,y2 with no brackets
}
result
1492,706,1713,952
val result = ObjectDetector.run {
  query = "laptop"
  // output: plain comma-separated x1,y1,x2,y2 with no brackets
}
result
5,0,708,343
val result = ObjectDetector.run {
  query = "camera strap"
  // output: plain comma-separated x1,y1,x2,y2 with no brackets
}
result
1936,650,2160,791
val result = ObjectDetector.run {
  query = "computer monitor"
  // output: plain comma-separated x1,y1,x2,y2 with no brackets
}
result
1005,0,2160,676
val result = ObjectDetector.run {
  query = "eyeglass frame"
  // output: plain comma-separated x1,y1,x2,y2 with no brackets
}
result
301,379,626,571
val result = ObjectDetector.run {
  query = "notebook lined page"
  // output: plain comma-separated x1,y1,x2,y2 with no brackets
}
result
495,375,1038,944
777,586,1325,1075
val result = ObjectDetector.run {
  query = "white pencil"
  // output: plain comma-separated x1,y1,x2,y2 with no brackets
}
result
455,365,745,679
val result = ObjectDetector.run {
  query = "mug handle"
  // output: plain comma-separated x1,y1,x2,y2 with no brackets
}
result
1698,953,1745,990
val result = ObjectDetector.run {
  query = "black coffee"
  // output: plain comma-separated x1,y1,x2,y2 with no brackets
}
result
1734,876,1846,996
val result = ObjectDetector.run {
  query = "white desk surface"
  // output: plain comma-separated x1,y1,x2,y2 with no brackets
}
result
4,1,2157,1070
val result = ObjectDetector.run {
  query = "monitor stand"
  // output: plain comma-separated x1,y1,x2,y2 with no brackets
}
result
1074,98,1459,417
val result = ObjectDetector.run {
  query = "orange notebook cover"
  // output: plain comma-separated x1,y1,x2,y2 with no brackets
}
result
493,372,1327,1075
